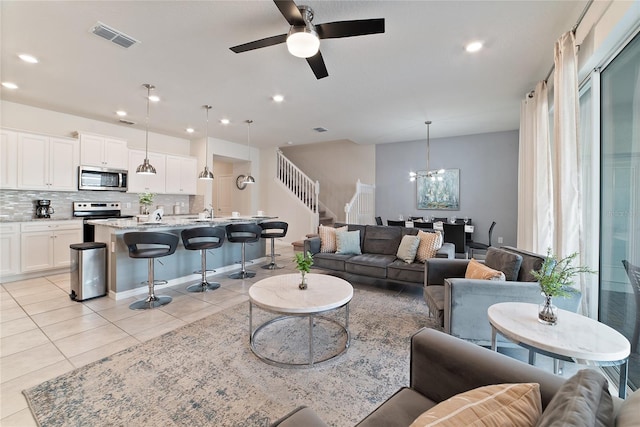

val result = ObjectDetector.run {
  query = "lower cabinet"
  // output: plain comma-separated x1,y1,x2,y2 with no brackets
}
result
0,223,20,276
20,221,82,273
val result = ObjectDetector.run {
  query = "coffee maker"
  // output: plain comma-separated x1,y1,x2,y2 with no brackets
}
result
35,200,54,218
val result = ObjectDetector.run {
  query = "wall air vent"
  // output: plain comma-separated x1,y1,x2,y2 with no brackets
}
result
90,22,139,48
313,127,328,133
119,119,136,125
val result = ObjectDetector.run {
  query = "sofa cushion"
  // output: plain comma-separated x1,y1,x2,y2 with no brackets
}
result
416,231,442,263
485,247,523,281
409,383,542,427
270,406,329,427
310,252,353,272
319,225,347,253
397,235,420,263
362,225,402,255
345,254,396,278
387,260,425,283
536,370,613,427
465,258,506,281
502,246,547,282
336,230,362,255
356,387,437,427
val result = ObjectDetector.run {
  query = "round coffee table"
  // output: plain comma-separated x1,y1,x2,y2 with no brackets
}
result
248,273,353,368
488,302,630,398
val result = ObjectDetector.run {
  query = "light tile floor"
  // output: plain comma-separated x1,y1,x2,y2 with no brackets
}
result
0,243,304,426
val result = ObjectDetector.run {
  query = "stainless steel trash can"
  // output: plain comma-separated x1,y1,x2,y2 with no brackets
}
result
69,242,107,301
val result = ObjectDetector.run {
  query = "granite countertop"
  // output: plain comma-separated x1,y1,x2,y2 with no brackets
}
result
87,216,276,230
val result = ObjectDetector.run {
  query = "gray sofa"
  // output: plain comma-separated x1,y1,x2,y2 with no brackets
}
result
272,328,636,426
303,223,454,288
424,246,582,346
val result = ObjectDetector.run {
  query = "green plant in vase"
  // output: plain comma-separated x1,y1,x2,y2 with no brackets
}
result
138,192,155,215
294,251,314,290
531,249,596,325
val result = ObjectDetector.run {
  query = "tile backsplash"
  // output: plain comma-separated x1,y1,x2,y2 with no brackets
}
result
0,190,194,222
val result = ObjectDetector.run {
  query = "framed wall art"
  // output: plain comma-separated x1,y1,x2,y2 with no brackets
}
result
416,168,460,210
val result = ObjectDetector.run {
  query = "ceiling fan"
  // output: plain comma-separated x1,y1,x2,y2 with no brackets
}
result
229,0,385,79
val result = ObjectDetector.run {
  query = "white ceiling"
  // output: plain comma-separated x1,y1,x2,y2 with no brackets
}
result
0,0,588,149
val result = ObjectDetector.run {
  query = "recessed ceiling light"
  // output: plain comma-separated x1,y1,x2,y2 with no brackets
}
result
148,95,160,102
220,118,230,125
2,82,18,89
116,110,127,117
272,94,284,102
186,128,194,133
18,54,38,64
465,41,483,53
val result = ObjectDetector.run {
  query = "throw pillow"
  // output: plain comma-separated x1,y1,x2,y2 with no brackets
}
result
409,383,542,427
319,225,347,253
536,370,613,427
465,258,506,281
615,388,640,427
485,247,523,281
336,230,362,255
416,230,442,263
396,235,420,263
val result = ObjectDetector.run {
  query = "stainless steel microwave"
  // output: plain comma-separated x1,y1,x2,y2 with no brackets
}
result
78,166,128,191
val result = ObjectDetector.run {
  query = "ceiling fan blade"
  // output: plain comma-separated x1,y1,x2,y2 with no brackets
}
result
306,51,329,80
316,18,385,39
274,0,305,26
230,34,287,53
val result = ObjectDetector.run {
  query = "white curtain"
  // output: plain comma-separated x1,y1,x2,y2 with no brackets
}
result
553,31,586,311
517,81,554,253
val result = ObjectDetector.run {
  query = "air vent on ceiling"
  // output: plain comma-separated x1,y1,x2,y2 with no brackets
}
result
90,22,139,48
313,127,328,133
119,119,136,125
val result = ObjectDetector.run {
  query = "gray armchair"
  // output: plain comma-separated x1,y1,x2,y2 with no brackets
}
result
424,246,582,346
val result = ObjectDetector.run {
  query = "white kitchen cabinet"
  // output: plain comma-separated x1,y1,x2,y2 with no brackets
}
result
16,133,79,191
78,133,128,169
0,129,18,189
165,155,197,195
127,149,166,194
20,221,82,272
0,223,20,277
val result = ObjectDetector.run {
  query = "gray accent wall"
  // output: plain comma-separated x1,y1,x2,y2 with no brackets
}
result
375,130,519,248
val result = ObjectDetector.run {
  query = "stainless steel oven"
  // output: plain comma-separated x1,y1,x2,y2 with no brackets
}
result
73,202,133,242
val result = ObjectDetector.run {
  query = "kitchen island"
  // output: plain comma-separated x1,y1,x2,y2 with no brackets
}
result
91,216,273,299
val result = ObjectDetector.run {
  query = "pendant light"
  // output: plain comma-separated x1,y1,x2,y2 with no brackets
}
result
243,119,255,184
198,105,214,180
136,83,157,175
409,120,444,182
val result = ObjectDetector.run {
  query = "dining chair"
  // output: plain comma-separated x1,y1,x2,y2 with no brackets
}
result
442,223,467,258
409,216,424,222
468,221,496,258
413,221,433,229
622,260,640,353
387,220,406,227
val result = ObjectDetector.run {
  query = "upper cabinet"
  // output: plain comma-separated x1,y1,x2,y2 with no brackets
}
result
0,129,18,189
165,155,197,195
16,132,79,191
127,149,166,194
78,132,128,169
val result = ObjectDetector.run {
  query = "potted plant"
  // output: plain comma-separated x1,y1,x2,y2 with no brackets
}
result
138,192,155,215
294,251,314,290
531,249,596,325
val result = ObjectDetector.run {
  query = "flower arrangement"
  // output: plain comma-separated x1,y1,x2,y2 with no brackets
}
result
531,249,595,298
138,192,155,215
294,251,313,289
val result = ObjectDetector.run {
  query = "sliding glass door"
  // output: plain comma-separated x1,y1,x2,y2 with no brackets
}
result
599,32,640,391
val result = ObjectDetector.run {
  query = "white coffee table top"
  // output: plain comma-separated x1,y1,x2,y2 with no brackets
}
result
249,273,353,314
488,302,630,362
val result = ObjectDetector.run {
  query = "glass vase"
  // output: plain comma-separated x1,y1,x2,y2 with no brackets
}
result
538,295,558,325
299,273,307,290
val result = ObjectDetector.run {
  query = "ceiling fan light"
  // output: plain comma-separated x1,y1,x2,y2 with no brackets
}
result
287,26,319,58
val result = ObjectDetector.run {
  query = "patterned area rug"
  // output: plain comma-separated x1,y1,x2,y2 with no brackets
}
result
24,287,440,426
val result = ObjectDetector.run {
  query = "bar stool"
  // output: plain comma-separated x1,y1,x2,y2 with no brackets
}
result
124,232,178,310
260,221,288,270
226,223,262,279
181,226,225,292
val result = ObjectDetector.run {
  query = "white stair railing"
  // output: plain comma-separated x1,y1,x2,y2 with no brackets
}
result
344,179,376,224
276,150,319,213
